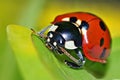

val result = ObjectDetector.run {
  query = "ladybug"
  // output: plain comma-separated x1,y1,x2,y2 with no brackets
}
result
38,12,111,68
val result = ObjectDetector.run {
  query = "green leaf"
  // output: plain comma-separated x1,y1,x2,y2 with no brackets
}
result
18,0,46,28
7,24,120,80
7,25,54,80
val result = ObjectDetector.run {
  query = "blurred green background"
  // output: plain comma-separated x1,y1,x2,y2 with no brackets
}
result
0,0,120,80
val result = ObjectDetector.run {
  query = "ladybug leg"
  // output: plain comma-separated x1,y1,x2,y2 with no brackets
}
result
64,60,82,69
45,42,55,50
75,49,86,66
55,47,63,54
59,47,83,68
64,49,85,69
46,42,63,54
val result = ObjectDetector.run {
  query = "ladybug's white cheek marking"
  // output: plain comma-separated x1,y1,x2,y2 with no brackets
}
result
47,38,50,42
65,41,77,49
82,28,88,43
53,42,57,46
76,19,82,26
49,25,58,32
62,17,70,21
49,33,53,38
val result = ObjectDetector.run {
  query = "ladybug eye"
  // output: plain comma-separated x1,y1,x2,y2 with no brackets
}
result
99,21,106,31
100,38,104,47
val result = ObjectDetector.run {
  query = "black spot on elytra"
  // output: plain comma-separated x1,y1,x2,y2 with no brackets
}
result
100,38,104,47
99,21,106,31
70,17,77,23
100,48,106,58
79,21,89,30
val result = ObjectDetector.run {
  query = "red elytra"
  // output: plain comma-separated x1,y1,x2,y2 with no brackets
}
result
52,12,111,63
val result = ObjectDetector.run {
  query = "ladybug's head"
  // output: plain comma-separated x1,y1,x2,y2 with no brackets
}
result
46,31,65,48
46,21,82,50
